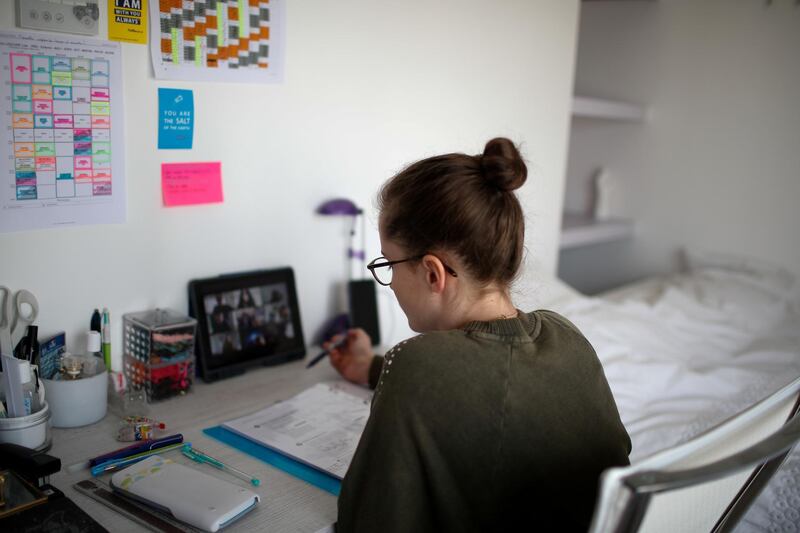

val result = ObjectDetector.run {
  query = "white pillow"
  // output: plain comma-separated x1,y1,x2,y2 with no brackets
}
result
683,248,797,301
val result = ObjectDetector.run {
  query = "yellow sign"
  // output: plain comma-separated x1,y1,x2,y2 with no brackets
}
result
108,0,148,44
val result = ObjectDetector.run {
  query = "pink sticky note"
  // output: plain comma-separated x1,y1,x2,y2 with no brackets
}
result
161,162,223,207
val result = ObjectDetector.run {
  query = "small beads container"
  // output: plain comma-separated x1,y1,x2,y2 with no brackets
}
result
123,309,197,402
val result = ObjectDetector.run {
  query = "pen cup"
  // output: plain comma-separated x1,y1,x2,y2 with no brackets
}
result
42,362,108,428
0,400,51,451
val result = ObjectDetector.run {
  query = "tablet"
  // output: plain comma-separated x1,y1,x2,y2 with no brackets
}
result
189,267,306,382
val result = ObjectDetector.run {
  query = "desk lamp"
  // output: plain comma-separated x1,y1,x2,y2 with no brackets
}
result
316,198,365,280
316,199,380,346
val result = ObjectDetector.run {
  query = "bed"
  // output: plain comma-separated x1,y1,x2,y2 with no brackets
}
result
521,253,800,531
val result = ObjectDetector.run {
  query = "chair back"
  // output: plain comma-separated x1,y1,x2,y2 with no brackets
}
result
590,376,800,533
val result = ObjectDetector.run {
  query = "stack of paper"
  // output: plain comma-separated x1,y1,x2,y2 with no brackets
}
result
222,382,372,479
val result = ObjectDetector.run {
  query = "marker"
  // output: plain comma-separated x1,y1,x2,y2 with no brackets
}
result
102,307,111,369
90,308,101,334
181,444,260,486
90,441,185,476
305,336,348,369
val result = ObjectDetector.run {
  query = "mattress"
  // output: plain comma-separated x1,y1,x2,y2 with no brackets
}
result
529,264,800,531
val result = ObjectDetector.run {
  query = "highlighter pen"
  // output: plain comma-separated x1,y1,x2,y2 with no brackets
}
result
90,442,186,476
101,307,111,369
306,336,348,369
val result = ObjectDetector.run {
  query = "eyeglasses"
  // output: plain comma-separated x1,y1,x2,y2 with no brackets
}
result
367,254,458,286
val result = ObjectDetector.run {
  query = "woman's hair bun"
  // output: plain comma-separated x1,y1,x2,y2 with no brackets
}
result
480,137,527,192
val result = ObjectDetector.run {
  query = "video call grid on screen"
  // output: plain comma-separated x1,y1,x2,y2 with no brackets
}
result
203,282,296,357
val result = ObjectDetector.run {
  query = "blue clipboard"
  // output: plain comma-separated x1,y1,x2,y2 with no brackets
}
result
203,426,342,495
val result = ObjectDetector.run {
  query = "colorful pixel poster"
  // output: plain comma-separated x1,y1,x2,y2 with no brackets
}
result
0,31,125,233
149,0,285,84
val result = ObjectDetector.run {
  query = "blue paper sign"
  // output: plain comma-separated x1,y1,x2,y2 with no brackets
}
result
158,88,194,149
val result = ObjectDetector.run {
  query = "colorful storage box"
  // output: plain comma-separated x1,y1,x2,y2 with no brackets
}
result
123,309,197,402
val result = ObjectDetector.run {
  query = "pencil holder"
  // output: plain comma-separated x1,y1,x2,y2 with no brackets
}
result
41,361,107,428
0,401,51,451
123,309,197,402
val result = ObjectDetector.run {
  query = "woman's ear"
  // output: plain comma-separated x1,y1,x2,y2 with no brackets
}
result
421,255,447,294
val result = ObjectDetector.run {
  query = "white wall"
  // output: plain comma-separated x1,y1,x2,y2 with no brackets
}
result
0,1,579,367
563,0,800,291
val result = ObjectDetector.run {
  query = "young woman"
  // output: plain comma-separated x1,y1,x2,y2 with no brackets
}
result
328,138,631,532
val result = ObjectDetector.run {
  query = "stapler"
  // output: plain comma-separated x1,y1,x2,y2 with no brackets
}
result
0,443,108,531
0,442,61,488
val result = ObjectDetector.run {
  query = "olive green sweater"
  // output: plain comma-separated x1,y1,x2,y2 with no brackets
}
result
337,310,631,533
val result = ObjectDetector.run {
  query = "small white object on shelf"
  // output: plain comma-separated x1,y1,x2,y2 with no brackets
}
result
572,96,646,122
593,167,620,220
560,213,634,250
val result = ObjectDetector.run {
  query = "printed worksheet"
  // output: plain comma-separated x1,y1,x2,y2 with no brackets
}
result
223,382,372,479
0,31,125,233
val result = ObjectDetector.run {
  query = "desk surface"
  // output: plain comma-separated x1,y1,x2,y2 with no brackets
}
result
50,358,345,532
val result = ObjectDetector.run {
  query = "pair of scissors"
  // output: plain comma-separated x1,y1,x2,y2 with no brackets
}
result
0,286,39,356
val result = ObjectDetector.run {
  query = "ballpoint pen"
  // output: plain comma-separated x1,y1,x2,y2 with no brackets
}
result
90,441,186,476
181,444,260,486
68,434,184,473
89,434,184,467
306,336,348,369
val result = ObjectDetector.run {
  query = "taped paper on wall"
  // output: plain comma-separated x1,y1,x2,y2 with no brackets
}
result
149,0,286,84
108,0,148,44
0,31,126,233
161,161,223,207
158,88,194,149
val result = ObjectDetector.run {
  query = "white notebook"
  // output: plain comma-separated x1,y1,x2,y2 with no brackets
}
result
110,455,260,532
222,381,372,479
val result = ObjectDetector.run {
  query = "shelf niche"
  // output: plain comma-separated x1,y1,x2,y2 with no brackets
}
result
560,213,634,250
572,95,646,122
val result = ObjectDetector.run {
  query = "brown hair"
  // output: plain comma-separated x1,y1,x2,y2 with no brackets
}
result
378,137,527,286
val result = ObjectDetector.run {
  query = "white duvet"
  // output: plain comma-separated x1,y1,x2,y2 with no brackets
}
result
529,265,800,531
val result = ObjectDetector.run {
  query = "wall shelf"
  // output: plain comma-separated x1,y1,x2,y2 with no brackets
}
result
560,213,634,250
572,95,646,121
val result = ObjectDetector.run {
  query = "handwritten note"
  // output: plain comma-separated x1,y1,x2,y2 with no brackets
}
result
161,162,223,207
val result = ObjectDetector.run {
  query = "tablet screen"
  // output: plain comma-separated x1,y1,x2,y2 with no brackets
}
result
190,268,305,380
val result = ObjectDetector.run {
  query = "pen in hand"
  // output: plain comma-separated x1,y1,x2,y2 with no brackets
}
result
306,336,348,369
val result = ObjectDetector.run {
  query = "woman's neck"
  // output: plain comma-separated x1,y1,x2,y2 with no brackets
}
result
443,287,518,330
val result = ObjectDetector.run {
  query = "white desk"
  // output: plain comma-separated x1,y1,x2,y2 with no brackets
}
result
49,358,345,532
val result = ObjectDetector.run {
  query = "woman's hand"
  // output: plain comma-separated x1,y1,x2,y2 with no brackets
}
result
327,328,374,386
